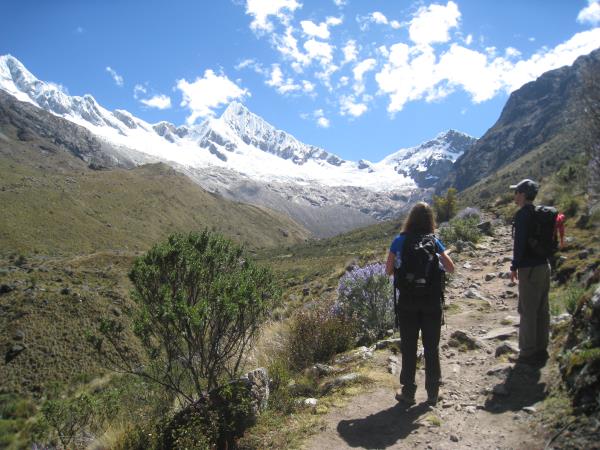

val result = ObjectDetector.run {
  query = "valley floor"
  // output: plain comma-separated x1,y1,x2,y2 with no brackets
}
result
302,225,553,449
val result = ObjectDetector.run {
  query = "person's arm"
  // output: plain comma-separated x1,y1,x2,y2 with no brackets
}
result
510,208,528,282
385,251,395,276
439,251,455,273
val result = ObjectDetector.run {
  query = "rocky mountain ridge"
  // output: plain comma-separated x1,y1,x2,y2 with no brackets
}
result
441,47,600,193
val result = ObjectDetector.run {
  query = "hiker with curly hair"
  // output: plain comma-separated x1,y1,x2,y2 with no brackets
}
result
386,202,455,407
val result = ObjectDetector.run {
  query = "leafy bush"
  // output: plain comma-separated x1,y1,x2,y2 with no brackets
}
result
287,298,356,370
41,393,97,449
438,216,481,245
91,230,278,406
335,263,394,344
433,188,458,223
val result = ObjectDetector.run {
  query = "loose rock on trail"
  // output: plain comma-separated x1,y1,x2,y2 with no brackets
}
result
303,223,551,449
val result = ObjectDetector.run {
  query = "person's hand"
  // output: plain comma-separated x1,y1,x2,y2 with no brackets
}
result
510,270,518,282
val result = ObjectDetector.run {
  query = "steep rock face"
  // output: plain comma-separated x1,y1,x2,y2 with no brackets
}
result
0,90,138,169
442,48,600,192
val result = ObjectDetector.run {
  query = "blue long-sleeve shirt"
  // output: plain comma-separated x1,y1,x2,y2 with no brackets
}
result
511,204,548,271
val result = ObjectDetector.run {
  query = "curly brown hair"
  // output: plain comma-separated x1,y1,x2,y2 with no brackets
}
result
402,201,436,234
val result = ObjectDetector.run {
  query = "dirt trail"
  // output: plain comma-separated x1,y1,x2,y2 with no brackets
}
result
303,224,551,449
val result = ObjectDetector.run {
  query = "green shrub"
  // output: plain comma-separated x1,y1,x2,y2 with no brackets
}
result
433,188,458,223
287,298,356,370
40,393,97,449
91,230,278,405
438,216,481,245
336,263,394,344
550,283,586,316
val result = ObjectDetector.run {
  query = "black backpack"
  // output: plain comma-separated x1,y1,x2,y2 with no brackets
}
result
526,205,558,258
393,233,445,303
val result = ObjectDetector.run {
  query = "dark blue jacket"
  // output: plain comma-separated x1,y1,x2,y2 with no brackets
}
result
511,204,548,271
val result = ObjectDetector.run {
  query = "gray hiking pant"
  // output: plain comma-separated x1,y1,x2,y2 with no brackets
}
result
517,263,551,358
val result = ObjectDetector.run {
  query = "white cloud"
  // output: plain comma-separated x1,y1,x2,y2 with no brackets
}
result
300,17,342,40
577,0,600,25
340,95,368,117
465,34,473,45
302,80,315,92
390,20,401,29
505,47,521,58
338,75,349,86
105,66,124,87
177,70,249,124
342,40,358,64
245,0,301,32
409,1,461,46
317,116,330,127
353,58,376,94
141,94,172,110
327,16,343,26
375,27,600,113
301,20,330,39
371,11,388,25
304,38,334,64
266,64,284,87
502,28,600,93
333,0,346,6
265,64,301,94
274,26,310,67
133,84,147,99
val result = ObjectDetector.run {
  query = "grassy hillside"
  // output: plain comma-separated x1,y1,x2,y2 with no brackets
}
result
0,126,310,255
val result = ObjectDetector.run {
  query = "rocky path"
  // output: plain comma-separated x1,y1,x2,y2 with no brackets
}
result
303,224,551,449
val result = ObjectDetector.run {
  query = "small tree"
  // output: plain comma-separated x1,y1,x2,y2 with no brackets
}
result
433,187,458,223
91,230,278,406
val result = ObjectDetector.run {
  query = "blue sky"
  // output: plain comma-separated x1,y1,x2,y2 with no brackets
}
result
1,0,599,162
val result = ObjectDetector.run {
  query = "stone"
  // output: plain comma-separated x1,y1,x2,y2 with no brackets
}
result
375,338,402,350
321,373,360,392
240,368,270,415
307,363,335,378
464,288,488,301
450,434,460,442
495,342,519,357
0,284,15,295
5,344,26,363
522,406,537,414
304,398,318,407
447,330,482,350
485,273,496,281
482,327,518,341
502,315,520,326
13,330,25,341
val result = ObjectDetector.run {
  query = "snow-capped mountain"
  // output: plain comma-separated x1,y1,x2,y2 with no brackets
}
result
381,130,477,188
0,54,475,236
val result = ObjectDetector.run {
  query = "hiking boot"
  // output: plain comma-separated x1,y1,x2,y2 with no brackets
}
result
395,391,416,407
426,388,440,406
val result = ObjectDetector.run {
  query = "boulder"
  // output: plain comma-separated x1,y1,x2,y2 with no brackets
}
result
483,327,518,341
